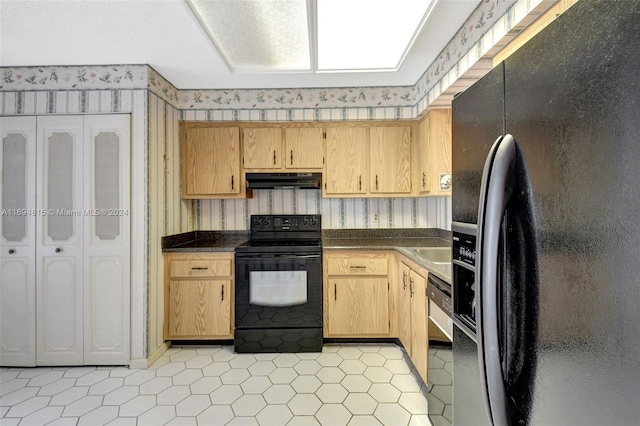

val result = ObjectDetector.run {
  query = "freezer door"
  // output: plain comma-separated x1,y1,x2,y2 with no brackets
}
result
452,62,504,224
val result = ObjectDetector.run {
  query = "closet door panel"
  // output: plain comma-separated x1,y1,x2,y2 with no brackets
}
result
83,115,130,365
0,116,37,366
36,115,84,365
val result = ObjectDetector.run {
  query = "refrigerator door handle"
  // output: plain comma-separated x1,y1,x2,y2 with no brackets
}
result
477,134,516,426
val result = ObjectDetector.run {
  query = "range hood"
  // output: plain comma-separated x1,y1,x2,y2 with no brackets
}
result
246,172,322,190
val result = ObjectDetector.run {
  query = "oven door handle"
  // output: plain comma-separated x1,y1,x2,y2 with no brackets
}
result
235,253,321,260
272,254,321,259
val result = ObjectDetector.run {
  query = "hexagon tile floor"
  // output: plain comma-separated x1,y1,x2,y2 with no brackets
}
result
0,344,437,426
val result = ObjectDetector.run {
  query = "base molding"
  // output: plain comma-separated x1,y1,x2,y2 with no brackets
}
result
130,341,171,369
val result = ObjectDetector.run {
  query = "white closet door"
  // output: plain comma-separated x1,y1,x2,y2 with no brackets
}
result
0,116,37,366
36,115,84,365
83,115,130,365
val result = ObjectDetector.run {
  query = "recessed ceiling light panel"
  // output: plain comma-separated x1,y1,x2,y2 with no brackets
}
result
187,0,311,72
187,0,436,74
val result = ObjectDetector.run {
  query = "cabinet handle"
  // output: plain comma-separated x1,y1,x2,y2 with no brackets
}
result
8,249,15,255
290,150,293,165
402,271,407,289
334,284,337,301
55,247,62,253
375,175,379,191
221,284,224,301
410,277,414,297
422,172,426,188
273,150,276,165
231,175,235,190
191,267,209,271
359,175,362,191
349,265,366,269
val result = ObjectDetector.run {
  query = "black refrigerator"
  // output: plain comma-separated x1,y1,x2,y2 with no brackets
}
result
451,1,640,425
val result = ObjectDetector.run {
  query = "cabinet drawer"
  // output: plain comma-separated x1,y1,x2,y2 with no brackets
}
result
170,259,232,278
326,257,388,276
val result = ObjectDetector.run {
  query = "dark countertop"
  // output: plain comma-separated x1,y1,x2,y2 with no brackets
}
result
161,228,452,283
322,229,452,284
161,231,249,252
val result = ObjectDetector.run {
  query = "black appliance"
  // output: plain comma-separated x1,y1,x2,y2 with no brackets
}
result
245,172,322,190
234,214,322,353
452,1,640,425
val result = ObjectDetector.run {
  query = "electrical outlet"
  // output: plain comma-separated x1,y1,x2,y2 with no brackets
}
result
188,214,193,227
372,212,379,224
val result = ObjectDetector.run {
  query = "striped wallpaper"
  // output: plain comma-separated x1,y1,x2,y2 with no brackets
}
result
195,193,452,231
147,93,191,360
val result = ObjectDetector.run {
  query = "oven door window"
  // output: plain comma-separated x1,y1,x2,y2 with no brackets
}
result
250,270,307,307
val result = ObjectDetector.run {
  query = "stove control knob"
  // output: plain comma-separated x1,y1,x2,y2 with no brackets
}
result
264,219,271,227
310,217,318,226
302,217,309,226
254,217,262,226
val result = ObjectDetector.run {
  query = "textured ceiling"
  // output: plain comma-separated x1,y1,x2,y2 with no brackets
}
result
0,0,481,89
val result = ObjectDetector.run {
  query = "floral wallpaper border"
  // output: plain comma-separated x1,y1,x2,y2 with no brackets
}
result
0,65,148,91
1,0,545,114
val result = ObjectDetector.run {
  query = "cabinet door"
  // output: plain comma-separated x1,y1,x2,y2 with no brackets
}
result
183,127,241,196
324,127,368,195
416,116,431,193
326,277,389,336
370,126,412,194
410,270,429,383
83,115,130,365
398,262,413,356
284,128,324,169
419,109,452,195
243,127,282,169
36,115,84,366
0,116,37,366
168,280,232,338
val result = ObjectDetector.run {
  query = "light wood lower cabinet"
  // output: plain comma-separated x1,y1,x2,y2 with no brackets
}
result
323,251,395,338
164,253,234,340
397,255,429,384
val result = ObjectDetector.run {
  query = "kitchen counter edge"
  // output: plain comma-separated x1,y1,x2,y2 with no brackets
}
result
162,229,452,283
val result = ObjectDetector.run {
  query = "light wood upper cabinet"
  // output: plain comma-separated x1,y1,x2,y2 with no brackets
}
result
417,109,452,195
323,250,395,338
179,119,453,199
370,126,412,194
165,252,234,340
284,127,324,169
324,127,368,196
242,127,282,169
182,126,242,198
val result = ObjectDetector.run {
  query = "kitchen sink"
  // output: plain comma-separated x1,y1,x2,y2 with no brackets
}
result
409,247,452,264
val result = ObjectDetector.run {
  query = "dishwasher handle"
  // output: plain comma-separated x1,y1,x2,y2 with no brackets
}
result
427,273,451,297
